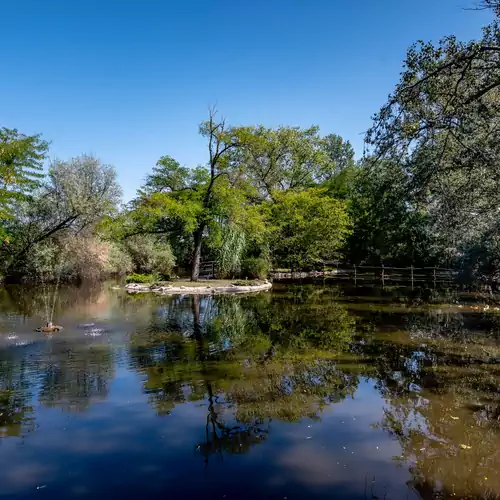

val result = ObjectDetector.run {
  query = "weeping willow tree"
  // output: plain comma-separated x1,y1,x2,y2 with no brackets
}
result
213,223,247,278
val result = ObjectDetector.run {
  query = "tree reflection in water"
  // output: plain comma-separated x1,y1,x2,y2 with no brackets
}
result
0,353,35,438
1,283,500,498
355,306,500,499
129,286,500,497
37,340,114,412
130,289,359,463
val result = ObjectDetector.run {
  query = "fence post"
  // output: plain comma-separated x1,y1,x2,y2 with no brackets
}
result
354,264,357,285
212,261,215,278
433,266,436,286
411,265,414,290
381,264,385,286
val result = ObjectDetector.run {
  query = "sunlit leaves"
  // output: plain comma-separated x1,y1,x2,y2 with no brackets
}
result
264,188,351,269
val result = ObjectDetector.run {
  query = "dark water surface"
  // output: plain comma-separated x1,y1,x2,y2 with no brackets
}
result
0,282,499,499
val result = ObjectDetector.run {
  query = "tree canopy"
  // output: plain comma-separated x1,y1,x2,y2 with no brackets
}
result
0,128,48,238
264,188,351,270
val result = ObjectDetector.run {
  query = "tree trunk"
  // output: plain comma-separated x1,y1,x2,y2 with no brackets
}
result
191,224,205,281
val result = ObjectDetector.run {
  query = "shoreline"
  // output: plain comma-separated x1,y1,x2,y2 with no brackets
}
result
125,280,273,295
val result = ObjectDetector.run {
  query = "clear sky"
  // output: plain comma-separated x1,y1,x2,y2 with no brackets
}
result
1,0,493,201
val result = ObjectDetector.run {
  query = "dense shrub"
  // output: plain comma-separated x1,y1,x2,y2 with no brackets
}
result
240,257,269,280
126,273,153,284
105,243,134,276
123,235,175,276
154,272,173,281
25,235,135,282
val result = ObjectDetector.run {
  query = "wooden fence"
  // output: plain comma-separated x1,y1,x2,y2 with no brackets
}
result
199,260,216,278
271,265,458,286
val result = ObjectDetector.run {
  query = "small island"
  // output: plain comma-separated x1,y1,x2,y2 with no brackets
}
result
125,279,272,295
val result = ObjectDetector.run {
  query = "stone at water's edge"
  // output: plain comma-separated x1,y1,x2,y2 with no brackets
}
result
124,281,273,295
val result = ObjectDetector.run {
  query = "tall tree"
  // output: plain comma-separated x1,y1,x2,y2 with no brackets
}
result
366,19,500,265
189,110,241,280
234,125,332,198
319,133,358,199
347,159,437,266
136,155,191,197
0,128,48,236
264,188,351,270
5,154,121,274
321,133,356,178
123,109,260,281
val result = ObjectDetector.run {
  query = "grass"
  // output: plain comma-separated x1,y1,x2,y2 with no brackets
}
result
231,280,267,287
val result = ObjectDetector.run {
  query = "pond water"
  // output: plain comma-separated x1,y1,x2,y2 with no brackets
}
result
0,282,499,500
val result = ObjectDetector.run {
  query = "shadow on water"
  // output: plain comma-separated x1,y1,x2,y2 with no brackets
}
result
0,281,499,499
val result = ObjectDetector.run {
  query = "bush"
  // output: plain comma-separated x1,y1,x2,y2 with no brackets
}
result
240,258,269,280
123,236,175,276
106,242,134,276
126,273,153,284
154,272,173,282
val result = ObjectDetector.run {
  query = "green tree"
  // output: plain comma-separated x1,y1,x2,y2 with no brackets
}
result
4,154,121,276
321,133,356,177
137,155,191,197
234,125,332,198
264,188,351,270
121,110,267,281
0,128,49,238
319,133,359,199
366,20,500,269
347,159,438,266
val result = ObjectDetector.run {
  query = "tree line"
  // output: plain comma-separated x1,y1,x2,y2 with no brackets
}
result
1,6,499,284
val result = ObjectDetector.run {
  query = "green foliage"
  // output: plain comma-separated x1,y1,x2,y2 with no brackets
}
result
234,125,332,198
347,159,437,266
265,188,351,270
28,239,66,282
2,154,122,279
366,19,500,270
105,242,134,276
212,223,247,278
122,235,175,276
137,155,191,196
0,128,49,240
240,257,269,280
0,128,48,210
322,134,355,172
126,273,154,284
231,279,265,286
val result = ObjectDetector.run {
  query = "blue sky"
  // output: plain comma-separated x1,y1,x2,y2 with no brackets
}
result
1,0,493,201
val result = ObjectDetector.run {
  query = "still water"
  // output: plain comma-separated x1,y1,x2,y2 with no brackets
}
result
0,282,499,499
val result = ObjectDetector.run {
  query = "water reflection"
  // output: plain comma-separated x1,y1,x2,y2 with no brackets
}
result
37,340,114,412
0,282,499,499
0,353,35,438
